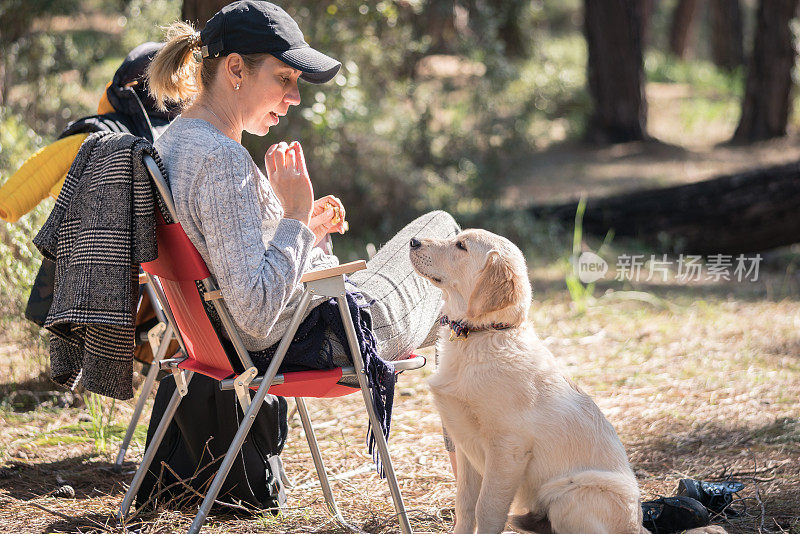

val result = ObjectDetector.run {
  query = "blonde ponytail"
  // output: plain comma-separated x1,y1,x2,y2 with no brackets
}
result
147,21,203,111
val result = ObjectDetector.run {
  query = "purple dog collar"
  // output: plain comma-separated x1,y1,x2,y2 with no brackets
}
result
439,315,513,340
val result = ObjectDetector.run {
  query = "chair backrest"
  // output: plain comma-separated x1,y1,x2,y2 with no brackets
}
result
140,155,238,381
141,225,236,380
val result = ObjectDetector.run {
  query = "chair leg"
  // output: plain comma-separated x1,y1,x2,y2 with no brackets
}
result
186,371,279,534
336,296,414,534
117,370,193,521
187,291,314,534
115,323,174,468
295,397,361,532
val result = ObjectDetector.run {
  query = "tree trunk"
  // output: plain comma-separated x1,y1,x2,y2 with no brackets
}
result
669,0,701,58
528,161,800,254
181,0,230,29
421,0,459,54
0,59,5,107
640,0,656,47
489,0,527,57
709,0,744,70
584,0,647,144
731,0,799,144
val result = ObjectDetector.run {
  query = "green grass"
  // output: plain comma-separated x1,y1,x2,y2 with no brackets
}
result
56,421,147,442
563,196,616,314
0,407,148,459
30,434,93,447
84,392,116,453
645,50,743,95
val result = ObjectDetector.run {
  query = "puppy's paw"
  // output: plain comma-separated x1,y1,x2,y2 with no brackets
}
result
684,526,728,534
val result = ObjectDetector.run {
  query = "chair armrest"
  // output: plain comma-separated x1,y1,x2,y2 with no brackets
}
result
300,260,367,283
393,354,426,371
201,260,368,303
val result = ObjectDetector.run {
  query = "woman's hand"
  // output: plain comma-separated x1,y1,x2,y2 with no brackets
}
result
309,195,347,245
265,141,313,226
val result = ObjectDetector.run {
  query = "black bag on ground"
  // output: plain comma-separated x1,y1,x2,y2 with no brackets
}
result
135,372,288,513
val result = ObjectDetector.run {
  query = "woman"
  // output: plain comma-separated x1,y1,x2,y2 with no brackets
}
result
148,1,459,382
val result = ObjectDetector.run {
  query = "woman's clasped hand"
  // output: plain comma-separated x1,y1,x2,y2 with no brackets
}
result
265,140,346,245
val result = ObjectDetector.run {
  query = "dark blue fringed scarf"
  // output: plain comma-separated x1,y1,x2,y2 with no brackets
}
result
249,291,396,476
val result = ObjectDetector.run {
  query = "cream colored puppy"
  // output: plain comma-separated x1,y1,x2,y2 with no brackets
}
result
410,229,722,534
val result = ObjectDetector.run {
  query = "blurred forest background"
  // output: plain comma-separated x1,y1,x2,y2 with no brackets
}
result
2,0,800,339
2,2,800,532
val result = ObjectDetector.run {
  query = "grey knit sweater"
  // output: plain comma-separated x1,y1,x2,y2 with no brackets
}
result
155,117,338,351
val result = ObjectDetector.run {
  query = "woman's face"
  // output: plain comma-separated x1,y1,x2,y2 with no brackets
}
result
238,55,302,136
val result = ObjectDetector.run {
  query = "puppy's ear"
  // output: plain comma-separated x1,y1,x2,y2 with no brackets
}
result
467,249,520,321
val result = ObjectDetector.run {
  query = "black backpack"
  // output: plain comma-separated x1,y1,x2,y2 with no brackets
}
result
25,41,178,328
134,372,288,513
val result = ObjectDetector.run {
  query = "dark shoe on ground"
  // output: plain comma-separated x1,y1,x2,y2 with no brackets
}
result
677,478,745,516
642,495,710,533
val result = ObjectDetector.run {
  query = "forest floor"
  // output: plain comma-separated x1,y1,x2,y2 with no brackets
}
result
0,268,798,533
1,81,799,533
502,83,800,206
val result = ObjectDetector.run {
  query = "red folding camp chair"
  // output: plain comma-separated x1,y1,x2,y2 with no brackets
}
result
117,155,424,534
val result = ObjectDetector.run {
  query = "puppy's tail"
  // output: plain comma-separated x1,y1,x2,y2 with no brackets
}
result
537,470,643,534
510,511,554,534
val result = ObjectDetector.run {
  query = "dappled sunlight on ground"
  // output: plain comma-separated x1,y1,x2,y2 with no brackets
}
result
502,82,800,207
1,264,798,532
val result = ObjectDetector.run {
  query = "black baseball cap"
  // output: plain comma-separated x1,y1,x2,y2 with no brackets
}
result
200,0,341,84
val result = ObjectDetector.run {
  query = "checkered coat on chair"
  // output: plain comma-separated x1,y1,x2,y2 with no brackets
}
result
34,131,165,400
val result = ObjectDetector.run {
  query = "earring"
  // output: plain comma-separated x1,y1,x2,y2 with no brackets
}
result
234,83,240,91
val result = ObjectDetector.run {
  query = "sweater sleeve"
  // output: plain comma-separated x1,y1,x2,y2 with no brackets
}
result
191,147,316,341
308,246,340,270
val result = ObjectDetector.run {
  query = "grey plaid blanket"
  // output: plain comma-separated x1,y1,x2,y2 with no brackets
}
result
34,132,164,400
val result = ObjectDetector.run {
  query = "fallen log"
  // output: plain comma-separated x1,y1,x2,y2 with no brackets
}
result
528,160,800,254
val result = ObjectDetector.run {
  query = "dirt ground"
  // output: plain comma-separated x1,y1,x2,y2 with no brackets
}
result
0,259,798,533
1,81,799,533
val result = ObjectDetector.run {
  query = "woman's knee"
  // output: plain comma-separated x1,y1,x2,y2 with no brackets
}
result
419,210,460,236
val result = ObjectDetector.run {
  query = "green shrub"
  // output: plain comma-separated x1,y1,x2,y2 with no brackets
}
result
251,3,591,241
0,113,53,317
644,50,743,95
